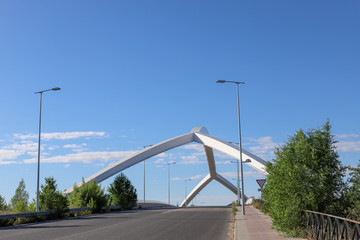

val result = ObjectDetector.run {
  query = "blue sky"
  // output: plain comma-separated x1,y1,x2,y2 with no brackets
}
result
0,0,359,206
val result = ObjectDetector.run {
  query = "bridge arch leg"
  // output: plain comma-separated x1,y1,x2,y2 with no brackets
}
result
180,173,248,207
180,174,212,207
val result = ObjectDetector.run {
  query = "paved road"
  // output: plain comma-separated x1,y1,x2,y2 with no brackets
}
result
0,207,232,240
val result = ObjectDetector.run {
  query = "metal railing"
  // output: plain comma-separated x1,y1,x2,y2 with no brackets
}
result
0,207,94,220
0,203,174,221
305,210,360,240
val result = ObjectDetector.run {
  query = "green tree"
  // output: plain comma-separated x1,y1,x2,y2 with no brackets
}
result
262,121,346,236
11,178,30,213
108,173,137,209
39,177,68,212
0,194,7,211
68,179,107,213
345,161,360,221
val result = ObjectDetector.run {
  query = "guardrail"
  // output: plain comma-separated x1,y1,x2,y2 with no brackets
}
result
0,207,93,220
0,203,175,221
305,210,360,240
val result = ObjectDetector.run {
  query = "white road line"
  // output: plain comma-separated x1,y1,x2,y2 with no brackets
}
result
159,209,180,214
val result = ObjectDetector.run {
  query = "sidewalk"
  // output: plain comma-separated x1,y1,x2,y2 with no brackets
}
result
234,205,302,240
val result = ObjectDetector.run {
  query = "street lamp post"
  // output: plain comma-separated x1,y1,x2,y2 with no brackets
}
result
142,145,153,203
216,80,246,215
35,87,61,212
167,161,176,205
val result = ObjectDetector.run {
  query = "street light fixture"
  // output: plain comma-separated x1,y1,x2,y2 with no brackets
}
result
35,87,61,212
141,145,152,203
167,161,176,205
216,79,246,215
231,159,251,164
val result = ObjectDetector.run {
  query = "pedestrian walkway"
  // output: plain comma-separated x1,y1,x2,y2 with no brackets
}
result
234,205,303,240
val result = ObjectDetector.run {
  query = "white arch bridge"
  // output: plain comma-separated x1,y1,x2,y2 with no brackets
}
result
64,127,268,207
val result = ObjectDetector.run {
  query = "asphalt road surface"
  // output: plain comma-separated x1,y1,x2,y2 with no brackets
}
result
0,207,232,240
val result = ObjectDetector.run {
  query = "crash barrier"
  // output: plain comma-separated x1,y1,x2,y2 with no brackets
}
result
0,203,175,221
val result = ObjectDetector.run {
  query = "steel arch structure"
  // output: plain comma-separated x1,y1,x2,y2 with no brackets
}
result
64,127,267,207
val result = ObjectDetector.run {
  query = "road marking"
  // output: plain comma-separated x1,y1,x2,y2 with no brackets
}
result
160,209,179,214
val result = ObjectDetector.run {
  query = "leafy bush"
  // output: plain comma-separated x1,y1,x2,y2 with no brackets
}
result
108,173,137,209
262,121,346,236
68,179,107,213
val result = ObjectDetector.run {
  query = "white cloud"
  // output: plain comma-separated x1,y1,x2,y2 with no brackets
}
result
0,149,25,160
155,152,169,158
336,134,360,139
246,136,279,159
27,151,38,156
10,141,38,152
0,160,18,165
178,155,205,165
153,158,165,164
172,174,206,181
48,146,59,150
213,150,232,159
72,148,85,152
14,131,106,141
64,144,82,149
190,174,206,180
23,150,136,164
336,141,360,152
180,143,204,151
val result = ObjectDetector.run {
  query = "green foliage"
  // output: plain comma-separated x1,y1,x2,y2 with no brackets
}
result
252,199,264,210
345,161,360,221
0,194,7,211
262,121,346,236
108,173,137,209
27,199,37,212
68,179,107,213
231,201,237,216
11,179,29,213
39,177,68,213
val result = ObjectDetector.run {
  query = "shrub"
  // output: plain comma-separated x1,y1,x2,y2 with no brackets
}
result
262,121,346,236
68,179,107,213
39,177,69,215
252,199,263,210
108,173,137,210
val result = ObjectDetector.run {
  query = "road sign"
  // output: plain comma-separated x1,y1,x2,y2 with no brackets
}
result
256,179,266,189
